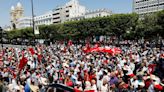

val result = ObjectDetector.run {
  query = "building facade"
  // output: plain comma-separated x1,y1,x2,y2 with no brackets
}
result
52,0,86,24
85,9,112,19
9,0,113,29
34,11,53,26
133,0,164,16
16,17,32,29
10,2,24,28
70,9,112,21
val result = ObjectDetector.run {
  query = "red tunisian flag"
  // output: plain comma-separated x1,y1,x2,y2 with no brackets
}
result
148,64,156,74
83,43,91,53
0,50,4,66
68,40,73,46
89,43,100,52
37,54,42,63
29,47,35,56
103,47,113,54
19,56,28,71
112,47,122,55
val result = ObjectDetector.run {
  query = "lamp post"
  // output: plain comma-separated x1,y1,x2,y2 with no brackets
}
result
0,27,3,49
30,0,35,45
157,0,159,11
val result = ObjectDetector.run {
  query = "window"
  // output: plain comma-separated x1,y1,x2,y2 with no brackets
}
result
56,8,60,10
66,10,69,12
53,17,60,19
66,15,69,17
53,13,60,15
53,21,60,23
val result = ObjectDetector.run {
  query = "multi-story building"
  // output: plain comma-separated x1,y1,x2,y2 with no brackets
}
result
53,0,112,23
133,0,164,16
16,17,32,29
52,0,86,24
34,11,53,26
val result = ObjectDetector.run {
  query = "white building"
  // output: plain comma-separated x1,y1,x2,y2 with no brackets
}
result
16,17,32,29
71,9,112,21
16,11,53,29
133,0,164,16
34,11,53,26
52,0,86,24
85,9,112,19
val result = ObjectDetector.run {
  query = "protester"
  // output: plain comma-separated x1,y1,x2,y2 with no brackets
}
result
0,40,163,92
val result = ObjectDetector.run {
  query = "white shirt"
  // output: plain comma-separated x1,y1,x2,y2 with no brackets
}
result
148,84,155,92
129,62,135,72
120,59,126,67
97,79,102,91
91,84,97,92
101,84,108,92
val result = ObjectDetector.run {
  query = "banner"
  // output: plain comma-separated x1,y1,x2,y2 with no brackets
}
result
34,26,40,35
83,44,122,55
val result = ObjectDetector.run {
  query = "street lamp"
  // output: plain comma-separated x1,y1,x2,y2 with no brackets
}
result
30,0,35,45
157,0,159,11
0,27,3,49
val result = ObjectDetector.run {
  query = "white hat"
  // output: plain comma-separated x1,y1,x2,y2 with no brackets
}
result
20,75,26,79
85,81,91,87
76,81,82,85
150,74,160,83
4,61,9,65
138,81,145,86
104,69,108,73
80,62,85,65
63,63,69,68
40,77,48,85
14,85,20,90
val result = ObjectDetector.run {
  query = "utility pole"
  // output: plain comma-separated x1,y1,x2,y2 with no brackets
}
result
31,0,35,45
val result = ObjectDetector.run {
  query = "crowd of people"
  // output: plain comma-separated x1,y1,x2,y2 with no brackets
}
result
0,40,164,92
